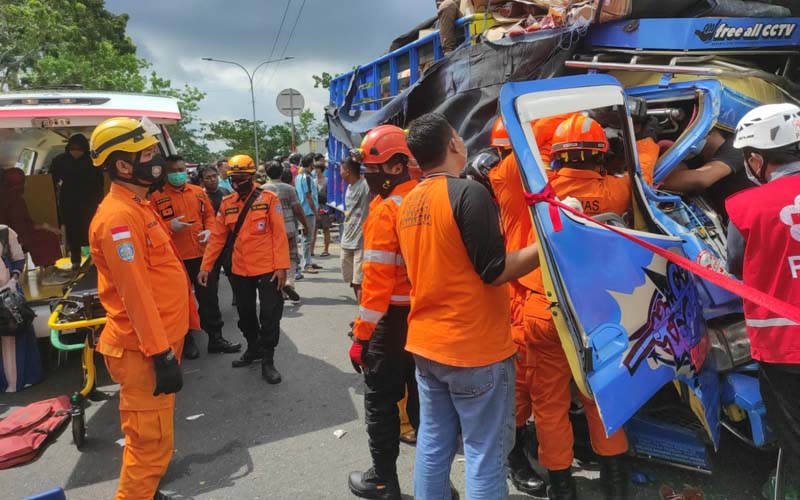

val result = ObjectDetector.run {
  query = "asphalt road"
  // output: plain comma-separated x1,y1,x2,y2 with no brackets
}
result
0,244,776,499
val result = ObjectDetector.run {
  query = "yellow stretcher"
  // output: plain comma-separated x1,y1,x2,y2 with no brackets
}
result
46,260,106,450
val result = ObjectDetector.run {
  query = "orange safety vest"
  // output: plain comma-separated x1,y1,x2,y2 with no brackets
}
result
200,186,290,277
352,180,417,341
398,175,515,368
89,183,192,356
151,183,215,260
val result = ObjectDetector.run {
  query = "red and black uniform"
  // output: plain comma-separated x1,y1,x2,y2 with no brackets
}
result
726,167,800,471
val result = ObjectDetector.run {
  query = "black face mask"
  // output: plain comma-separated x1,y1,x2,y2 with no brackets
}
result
231,177,254,197
124,152,166,187
365,168,409,198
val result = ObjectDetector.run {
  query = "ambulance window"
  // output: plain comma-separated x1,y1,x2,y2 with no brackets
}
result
18,148,38,175
397,54,411,92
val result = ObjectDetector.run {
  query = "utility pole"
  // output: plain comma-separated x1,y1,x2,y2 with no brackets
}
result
201,56,294,165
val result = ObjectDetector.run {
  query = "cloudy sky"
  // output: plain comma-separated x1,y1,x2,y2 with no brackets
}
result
106,0,436,130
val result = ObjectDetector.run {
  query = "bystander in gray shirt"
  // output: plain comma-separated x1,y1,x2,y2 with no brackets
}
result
342,178,371,250
264,179,299,237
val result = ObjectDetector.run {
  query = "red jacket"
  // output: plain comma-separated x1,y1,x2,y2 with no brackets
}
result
726,175,800,364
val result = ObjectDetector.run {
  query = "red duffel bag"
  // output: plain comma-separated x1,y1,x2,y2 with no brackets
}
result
0,396,70,469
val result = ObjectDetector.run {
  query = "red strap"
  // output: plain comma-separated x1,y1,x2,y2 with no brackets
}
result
526,187,800,325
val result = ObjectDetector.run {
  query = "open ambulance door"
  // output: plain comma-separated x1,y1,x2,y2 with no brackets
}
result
499,74,715,442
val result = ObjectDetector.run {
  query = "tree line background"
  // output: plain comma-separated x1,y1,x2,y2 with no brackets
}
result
0,0,329,163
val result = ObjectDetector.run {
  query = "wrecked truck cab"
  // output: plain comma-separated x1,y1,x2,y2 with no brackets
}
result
499,71,779,471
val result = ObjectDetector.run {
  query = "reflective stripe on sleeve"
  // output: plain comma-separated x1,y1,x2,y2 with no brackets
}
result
388,196,402,206
364,249,405,266
390,295,410,303
746,318,798,328
358,306,384,324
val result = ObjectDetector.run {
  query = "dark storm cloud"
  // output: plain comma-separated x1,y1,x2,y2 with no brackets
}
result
106,0,435,127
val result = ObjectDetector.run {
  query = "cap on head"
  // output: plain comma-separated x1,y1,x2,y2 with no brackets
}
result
228,154,257,174
90,117,161,167
359,125,412,164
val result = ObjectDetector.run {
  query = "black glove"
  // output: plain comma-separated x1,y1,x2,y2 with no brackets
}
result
153,348,183,396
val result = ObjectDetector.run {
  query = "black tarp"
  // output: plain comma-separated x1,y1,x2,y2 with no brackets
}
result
326,26,579,155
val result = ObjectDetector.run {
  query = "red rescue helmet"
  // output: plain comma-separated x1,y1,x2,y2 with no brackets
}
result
490,117,511,149
358,125,413,165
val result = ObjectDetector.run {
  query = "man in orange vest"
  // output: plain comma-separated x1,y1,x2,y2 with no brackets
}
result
152,155,241,359
346,125,419,500
198,155,290,384
400,112,540,499
482,117,547,497
88,117,198,500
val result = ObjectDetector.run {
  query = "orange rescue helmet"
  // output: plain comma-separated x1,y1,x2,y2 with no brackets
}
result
551,114,609,158
359,125,413,165
228,154,257,174
490,117,511,149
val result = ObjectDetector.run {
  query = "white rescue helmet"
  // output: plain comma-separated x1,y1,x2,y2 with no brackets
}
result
733,103,800,150
734,103,800,185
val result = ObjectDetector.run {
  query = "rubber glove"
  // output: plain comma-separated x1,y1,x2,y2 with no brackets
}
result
348,340,369,374
170,216,192,232
153,348,183,396
198,229,211,244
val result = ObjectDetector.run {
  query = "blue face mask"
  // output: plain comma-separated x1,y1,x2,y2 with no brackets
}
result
167,171,187,187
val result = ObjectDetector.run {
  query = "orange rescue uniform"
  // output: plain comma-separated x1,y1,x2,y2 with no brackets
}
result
352,180,416,341
200,187,290,275
152,183,215,260
90,183,194,499
524,137,658,470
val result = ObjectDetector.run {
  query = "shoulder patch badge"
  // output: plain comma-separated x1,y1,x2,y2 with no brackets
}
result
225,207,240,214
117,242,135,263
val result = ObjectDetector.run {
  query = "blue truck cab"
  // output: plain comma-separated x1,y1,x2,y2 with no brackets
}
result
327,15,800,472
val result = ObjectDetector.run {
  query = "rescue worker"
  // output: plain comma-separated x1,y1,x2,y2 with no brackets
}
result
49,133,105,270
152,155,241,357
347,125,420,500
400,112,540,500
726,103,800,496
198,154,290,384
523,113,660,500
484,118,547,497
88,117,197,500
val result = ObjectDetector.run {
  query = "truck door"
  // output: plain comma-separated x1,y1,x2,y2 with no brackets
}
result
499,74,710,438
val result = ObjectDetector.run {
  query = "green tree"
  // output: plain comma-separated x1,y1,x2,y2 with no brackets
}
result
0,0,213,162
204,119,269,160
0,0,144,90
312,71,333,89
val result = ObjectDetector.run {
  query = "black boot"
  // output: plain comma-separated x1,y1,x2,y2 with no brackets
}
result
347,467,401,499
207,332,242,354
153,491,173,500
183,332,200,360
599,454,628,500
261,351,282,384
509,427,547,497
547,468,578,500
231,346,262,368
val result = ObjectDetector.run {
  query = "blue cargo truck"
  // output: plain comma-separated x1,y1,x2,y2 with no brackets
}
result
326,14,800,475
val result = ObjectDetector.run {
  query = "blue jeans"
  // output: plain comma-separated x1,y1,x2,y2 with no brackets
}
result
301,215,316,268
413,355,515,500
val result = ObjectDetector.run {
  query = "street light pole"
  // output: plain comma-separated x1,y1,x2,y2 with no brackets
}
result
201,56,294,166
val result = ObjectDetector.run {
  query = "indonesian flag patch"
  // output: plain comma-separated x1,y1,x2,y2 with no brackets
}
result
111,225,132,241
